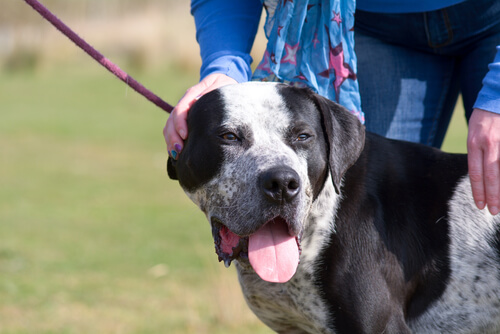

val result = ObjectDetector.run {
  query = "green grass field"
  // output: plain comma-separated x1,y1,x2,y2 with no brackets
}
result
0,64,467,333
0,65,271,334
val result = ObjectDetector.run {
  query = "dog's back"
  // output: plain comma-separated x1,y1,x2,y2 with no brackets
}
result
318,133,500,333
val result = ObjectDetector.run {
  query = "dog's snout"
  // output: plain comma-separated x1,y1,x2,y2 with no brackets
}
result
259,167,301,203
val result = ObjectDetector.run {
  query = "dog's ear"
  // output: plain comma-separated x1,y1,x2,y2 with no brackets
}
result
311,93,365,194
167,157,178,180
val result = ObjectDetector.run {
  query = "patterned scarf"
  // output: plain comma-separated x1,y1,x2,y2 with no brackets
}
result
253,0,364,122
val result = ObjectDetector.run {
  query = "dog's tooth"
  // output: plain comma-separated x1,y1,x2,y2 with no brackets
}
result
224,259,232,268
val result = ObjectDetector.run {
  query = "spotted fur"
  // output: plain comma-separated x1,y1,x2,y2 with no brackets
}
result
167,82,500,334
409,177,500,333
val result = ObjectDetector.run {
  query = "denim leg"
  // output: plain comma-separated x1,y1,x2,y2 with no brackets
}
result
355,31,460,147
354,0,500,148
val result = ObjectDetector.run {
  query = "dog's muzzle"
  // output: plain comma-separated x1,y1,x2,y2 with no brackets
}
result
211,215,302,283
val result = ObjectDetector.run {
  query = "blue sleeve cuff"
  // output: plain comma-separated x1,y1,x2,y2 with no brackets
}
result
474,46,500,115
200,52,254,83
473,91,500,115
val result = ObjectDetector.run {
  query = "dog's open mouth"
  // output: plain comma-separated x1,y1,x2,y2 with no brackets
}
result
212,217,301,283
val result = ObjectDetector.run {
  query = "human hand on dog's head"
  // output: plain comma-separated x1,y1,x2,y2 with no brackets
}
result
163,73,237,160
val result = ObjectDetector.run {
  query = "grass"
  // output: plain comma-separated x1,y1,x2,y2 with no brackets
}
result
0,62,468,334
0,64,270,334
442,96,468,154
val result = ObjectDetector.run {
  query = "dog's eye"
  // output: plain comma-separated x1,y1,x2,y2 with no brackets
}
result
220,132,239,141
296,134,311,142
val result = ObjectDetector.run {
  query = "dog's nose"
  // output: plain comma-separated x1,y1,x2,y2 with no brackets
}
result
259,167,301,203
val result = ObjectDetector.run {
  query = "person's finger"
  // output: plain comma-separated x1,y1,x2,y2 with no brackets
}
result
164,115,183,160
483,147,500,215
468,142,486,211
173,88,203,140
163,85,206,156
468,109,487,211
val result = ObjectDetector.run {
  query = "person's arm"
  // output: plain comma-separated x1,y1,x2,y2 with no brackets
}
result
468,45,500,215
164,0,263,160
193,0,263,82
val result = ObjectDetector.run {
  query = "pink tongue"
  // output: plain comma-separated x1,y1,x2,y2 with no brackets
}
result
248,218,299,283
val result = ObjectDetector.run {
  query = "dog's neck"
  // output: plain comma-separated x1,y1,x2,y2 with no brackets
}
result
299,176,339,265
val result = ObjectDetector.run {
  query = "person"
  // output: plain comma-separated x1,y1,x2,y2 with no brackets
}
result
163,0,500,215
354,0,500,215
164,0,362,161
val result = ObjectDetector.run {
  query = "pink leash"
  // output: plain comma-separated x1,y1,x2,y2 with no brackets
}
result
24,0,174,113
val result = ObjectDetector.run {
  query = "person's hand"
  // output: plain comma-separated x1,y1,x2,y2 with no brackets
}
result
467,108,500,215
163,73,238,159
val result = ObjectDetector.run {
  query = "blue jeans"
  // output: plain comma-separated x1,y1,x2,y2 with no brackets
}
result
355,0,500,147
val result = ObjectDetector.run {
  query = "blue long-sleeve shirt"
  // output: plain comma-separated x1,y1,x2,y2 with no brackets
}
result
191,0,500,114
192,0,262,83
474,46,500,114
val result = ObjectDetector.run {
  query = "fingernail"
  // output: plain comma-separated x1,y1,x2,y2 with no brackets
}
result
174,143,182,153
179,129,187,139
477,201,485,209
490,206,499,215
195,94,202,100
170,150,178,160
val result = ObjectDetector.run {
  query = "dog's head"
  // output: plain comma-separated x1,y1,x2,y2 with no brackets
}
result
168,82,364,282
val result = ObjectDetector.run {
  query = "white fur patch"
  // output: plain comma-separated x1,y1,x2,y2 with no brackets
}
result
410,176,500,333
219,82,291,140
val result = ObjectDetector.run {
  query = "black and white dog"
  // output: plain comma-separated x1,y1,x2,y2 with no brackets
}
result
167,82,500,333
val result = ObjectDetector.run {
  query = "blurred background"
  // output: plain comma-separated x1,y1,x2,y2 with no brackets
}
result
1,1,466,333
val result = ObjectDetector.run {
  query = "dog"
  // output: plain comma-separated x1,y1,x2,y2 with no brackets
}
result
167,82,500,333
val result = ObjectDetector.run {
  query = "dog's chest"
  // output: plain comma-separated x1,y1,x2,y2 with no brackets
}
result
237,263,333,334
234,200,337,334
